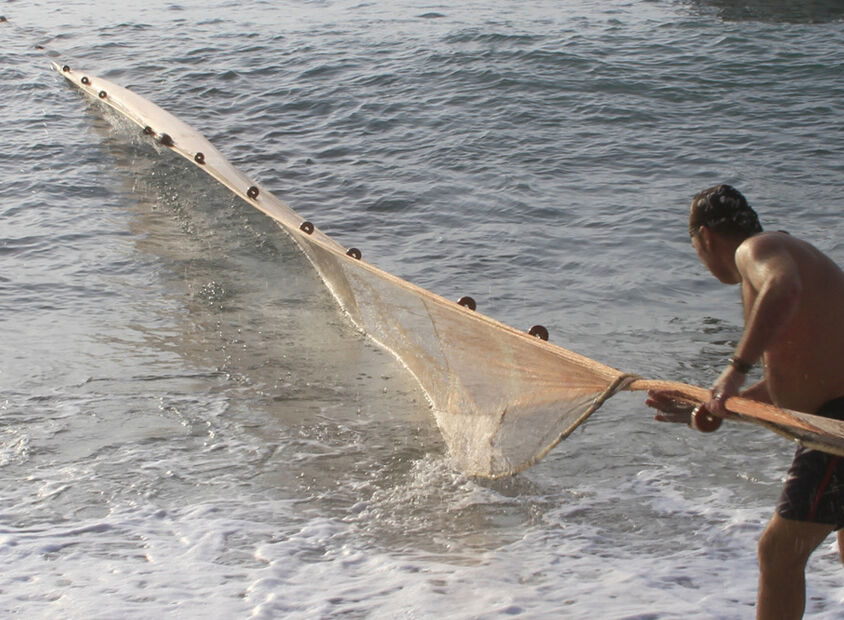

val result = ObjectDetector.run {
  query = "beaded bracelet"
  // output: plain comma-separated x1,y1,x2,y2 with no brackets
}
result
729,356,753,374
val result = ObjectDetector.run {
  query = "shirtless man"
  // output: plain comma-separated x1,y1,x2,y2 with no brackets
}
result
645,185,844,619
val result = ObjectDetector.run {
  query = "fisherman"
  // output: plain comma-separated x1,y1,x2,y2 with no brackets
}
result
645,184,844,620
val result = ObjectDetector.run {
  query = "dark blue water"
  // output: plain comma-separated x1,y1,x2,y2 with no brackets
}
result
2,1,843,617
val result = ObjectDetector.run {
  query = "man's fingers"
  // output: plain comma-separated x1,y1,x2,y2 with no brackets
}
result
654,411,692,424
646,390,697,415
706,393,730,418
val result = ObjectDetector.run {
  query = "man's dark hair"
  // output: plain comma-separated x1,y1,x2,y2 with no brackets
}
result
689,184,763,238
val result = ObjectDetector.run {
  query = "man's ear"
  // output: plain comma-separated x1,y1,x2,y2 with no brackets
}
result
698,225,712,251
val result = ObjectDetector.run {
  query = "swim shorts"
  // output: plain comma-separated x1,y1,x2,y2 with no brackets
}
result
776,396,844,529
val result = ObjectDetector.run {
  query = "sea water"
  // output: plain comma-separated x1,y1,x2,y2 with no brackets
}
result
2,1,844,617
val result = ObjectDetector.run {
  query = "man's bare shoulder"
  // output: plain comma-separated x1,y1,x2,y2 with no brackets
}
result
740,230,800,253
739,231,833,267
734,232,803,277
735,232,844,300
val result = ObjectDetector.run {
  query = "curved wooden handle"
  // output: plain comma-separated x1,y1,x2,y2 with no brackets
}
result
627,378,820,433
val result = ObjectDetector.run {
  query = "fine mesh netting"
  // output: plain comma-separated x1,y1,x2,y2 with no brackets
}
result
56,64,844,476
304,238,638,475
56,64,636,477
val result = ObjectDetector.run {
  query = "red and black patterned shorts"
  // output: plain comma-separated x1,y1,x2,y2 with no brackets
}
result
777,396,844,530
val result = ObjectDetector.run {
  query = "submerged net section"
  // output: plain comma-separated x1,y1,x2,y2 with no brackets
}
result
55,64,639,477
307,239,637,475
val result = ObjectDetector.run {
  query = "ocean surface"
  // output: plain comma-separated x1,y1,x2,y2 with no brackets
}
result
2,1,844,617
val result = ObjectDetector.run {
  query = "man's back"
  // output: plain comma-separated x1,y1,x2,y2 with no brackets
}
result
739,231,844,413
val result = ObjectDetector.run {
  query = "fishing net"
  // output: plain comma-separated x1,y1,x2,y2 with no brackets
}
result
55,64,638,477
56,64,844,477
308,235,639,476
